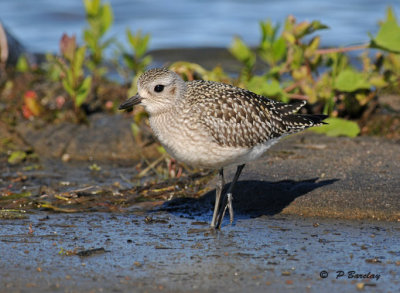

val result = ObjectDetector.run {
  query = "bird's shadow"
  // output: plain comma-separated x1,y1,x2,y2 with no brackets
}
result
160,178,338,220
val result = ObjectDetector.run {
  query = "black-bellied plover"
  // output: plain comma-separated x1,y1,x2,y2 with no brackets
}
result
119,68,327,229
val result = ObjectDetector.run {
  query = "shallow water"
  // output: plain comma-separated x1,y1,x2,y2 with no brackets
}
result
0,0,399,53
1,212,399,292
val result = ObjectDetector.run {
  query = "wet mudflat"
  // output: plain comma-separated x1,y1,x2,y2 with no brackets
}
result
1,132,400,292
0,212,399,293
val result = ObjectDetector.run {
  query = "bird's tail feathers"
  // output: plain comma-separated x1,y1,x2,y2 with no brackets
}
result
283,113,328,131
274,100,307,116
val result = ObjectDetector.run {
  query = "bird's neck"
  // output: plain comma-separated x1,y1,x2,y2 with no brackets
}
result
149,107,180,132
148,108,184,154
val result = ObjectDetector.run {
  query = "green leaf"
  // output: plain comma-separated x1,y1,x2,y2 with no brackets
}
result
62,79,75,97
64,69,74,88
229,36,255,69
75,76,92,107
260,19,279,43
83,0,91,13
101,2,113,33
123,53,135,69
8,150,27,165
156,145,166,155
271,37,286,61
369,75,388,88
310,117,360,137
385,6,397,22
370,20,400,53
268,65,284,76
46,54,63,81
126,28,135,47
282,31,296,44
247,76,283,97
293,21,310,37
16,55,30,72
284,15,295,33
143,55,152,65
83,30,95,50
126,29,151,58
293,20,328,39
136,34,151,58
290,46,304,69
84,0,100,16
308,20,329,33
305,36,320,57
101,37,116,50
334,69,370,92
370,7,400,53
73,46,86,77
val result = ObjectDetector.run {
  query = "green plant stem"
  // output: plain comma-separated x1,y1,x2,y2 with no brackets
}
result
315,44,369,55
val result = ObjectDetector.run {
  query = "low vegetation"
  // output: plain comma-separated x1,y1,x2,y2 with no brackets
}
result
2,2,399,136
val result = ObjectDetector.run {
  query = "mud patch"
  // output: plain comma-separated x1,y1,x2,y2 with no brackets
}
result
0,156,213,213
0,212,399,292
13,113,160,161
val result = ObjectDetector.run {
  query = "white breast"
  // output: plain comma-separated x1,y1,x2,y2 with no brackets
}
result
149,113,279,169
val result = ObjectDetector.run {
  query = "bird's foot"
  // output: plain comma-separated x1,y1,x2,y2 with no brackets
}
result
215,193,234,229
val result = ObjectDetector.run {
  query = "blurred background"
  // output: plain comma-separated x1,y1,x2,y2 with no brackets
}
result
0,0,399,53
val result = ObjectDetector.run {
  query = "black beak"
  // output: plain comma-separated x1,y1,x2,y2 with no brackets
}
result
118,94,142,110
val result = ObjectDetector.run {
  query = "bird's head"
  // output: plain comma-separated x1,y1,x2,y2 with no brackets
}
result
119,68,186,115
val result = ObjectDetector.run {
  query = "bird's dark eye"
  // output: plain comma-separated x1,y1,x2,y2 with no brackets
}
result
154,85,164,93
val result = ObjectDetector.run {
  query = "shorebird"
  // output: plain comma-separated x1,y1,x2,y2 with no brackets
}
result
119,68,326,229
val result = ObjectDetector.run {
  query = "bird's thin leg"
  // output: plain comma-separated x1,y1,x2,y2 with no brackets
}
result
215,164,245,229
210,168,224,228
224,164,245,224
227,193,234,223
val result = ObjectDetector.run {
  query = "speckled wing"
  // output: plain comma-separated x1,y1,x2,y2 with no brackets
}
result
186,80,326,148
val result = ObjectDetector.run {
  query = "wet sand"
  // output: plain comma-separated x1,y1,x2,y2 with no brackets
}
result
1,212,399,293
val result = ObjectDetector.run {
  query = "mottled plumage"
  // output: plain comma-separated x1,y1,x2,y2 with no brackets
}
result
185,80,322,148
119,68,327,229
